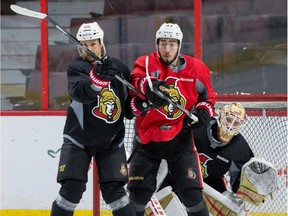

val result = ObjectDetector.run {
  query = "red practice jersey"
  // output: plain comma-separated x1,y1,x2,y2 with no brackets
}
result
131,52,217,144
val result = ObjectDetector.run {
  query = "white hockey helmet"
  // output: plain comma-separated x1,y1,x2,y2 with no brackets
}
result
76,22,104,43
155,23,183,46
217,103,247,143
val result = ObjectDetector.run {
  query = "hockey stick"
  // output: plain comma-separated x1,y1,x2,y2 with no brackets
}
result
203,183,250,216
10,4,140,96
145,56,198,123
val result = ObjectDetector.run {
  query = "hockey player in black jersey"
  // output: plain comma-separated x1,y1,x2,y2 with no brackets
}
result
160,102,254,196
50,22,136,216
153,103,277,215
193,102,254,193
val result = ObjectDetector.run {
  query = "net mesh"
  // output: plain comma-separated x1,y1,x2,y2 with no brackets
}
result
232,104,287,213
96,101,287,215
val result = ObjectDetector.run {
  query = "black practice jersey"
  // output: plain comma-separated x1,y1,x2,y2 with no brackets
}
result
63,56,133,153
193,117,254,192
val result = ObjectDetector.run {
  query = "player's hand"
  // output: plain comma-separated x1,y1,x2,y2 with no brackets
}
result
189,108,210,128
186,102,214,128
130,97,150,116
138,77,170,108
222,191,245,208
94,56,118,81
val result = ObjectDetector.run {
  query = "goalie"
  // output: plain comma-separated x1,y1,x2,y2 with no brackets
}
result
158,103,277,215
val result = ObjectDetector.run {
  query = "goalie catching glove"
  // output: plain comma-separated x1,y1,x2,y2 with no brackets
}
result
89,56,118,89
138,77,170,108
236,157,278,206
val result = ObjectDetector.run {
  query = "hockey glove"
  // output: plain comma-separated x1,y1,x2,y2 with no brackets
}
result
89,68,110,89
236,157,278,206
130,97,150,116
94,56,118,81
138,77,170,108
186,102,214,128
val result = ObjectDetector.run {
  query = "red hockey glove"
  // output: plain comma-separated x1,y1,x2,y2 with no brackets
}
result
130,97,150,116
138,77,170,108
187,102,214,128
94,56,118,81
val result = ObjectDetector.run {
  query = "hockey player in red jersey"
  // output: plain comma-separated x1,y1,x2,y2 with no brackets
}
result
50,22,136,216
127,23,217,216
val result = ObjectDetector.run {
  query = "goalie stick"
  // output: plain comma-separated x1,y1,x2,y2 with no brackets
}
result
145,56,198,123
203,183,249,216
10,4,140,96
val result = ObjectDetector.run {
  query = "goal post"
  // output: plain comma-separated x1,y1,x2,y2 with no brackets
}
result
93,94,287,216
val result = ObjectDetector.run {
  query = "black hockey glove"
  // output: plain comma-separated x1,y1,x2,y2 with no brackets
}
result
94,56,118,81
130,97,150,116
185,102,214,129
138,77,170,108
189,108,210,128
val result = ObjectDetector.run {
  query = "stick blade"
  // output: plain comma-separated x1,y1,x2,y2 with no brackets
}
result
10,4,47,19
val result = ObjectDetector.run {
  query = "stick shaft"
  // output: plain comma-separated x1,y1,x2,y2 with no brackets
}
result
145,56,198,122
10,4,141,96
203,183,248,215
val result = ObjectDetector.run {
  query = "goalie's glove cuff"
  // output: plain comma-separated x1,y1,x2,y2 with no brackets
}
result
89,68,110,90
130,97,150,116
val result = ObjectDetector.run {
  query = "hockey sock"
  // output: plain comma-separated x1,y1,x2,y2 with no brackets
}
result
50,200,73,216
112,202,137,216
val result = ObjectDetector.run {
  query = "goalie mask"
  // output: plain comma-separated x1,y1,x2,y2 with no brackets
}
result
217,103,246,143
155,23,183,65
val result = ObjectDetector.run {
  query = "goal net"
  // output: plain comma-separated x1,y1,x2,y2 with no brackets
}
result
93,95,287,216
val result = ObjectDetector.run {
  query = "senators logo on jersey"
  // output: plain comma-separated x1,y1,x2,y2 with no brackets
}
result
199,153,212,179
92,87,121,123
157,77,186,119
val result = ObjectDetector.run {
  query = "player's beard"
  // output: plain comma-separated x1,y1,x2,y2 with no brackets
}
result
159,52,178,65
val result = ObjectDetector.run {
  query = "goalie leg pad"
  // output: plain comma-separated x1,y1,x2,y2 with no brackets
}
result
203,193,238,216
145,186,186,216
